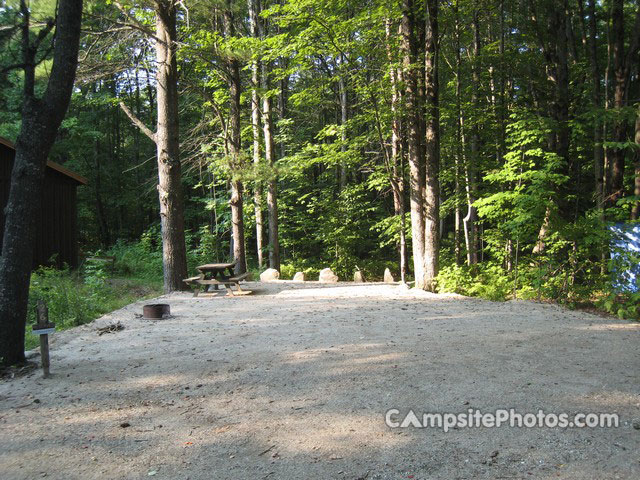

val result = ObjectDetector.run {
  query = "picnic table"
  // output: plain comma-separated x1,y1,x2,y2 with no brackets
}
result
183,261,251,296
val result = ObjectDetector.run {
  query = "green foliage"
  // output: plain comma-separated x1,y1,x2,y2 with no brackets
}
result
26,265,160,350
437,262,511,302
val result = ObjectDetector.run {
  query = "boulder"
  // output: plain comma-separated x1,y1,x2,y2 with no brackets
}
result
293,271,305,282
260,268,280,282
319,268,339,283
383,268,395,283
353,270,365,282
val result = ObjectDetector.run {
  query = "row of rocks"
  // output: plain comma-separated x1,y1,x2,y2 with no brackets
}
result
259,267,397,283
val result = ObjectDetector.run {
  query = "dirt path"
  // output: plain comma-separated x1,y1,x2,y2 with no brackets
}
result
1,282,638,479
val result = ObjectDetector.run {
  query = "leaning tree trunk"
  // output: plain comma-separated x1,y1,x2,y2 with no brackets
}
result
423,0,440,292
155,0,188,292
224,5,247,275
0,0,83,366
400,0,426,288
248,0,264,268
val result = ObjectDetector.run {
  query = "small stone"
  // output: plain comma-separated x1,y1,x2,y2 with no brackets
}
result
293,272,305,282
353,271,365,283
260,268,280,282
33,398,41,404
632,419,640,430
120,422,131,428
319,268,338,283
384,268,394,283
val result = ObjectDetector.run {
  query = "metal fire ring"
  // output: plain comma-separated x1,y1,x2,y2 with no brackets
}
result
143,303,171,320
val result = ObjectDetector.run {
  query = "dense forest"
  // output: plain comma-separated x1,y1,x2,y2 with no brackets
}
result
0,0,639,363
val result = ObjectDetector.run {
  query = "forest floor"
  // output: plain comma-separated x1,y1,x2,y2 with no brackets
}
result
0,282,638,480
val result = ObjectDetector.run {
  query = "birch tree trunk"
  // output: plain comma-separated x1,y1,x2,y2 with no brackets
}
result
0,0,83,365
464,9,479,266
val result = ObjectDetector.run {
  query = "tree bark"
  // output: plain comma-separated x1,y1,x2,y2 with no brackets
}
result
154,0,188,292
0,0,83,366
453,3,463,266
585,0,605,208
608,0,640,206
223,3,247,275
423,0,440,291
248,0,264,268
530,0,570,251
632,105,640,220
339,54,348,190
262,59,280,270
464,9,479,266
386,19,408,282
400,0,425,288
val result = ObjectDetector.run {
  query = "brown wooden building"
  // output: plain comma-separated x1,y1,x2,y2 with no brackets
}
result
0,136,87,269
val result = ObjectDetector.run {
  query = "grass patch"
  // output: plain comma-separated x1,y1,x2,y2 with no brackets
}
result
26,264,161,351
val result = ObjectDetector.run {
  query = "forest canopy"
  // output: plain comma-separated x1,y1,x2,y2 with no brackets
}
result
1,0,639,315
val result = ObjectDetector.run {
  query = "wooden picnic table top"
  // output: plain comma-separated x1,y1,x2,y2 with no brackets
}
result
197,262,236,272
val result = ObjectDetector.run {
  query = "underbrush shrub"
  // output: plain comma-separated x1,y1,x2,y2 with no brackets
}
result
26,261,161,350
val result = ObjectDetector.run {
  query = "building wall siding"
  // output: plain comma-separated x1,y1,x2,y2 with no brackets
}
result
0,143,81,269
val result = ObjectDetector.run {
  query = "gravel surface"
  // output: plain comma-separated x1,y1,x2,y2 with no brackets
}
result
0,282,638,479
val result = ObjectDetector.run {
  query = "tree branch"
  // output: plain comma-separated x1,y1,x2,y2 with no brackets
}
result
119,101,157,143
111,1,164,44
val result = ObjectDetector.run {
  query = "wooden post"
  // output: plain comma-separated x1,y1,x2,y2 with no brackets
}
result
36,300,51,378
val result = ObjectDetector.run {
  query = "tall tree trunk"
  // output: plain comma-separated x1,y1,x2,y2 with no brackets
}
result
530,0,570,251
386,19,408,282
464,9,479,266
609,1,640,206
262,62,280,270
154,0,188,292
400,0,425,287
585,0,605,208
423,0,440,291
223,4,247,275
94,139,111,246
632,105,640,220
453,2,463,266
339,54,348,190
248,0,264,268
0,0,83,366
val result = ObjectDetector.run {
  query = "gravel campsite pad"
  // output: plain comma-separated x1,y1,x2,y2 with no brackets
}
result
0,282,638,479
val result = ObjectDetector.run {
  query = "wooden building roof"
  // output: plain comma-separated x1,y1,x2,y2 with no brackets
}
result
0,136,88,185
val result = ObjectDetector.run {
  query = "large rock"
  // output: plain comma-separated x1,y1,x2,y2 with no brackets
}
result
383,268,395,283
260,268,280,282
293,271,305,282
319,268,338,283
353,270,365,282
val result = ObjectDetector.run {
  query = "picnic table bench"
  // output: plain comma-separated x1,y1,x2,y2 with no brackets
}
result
183,261,251,296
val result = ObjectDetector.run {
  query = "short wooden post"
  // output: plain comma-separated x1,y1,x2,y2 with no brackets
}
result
35,300,52,378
